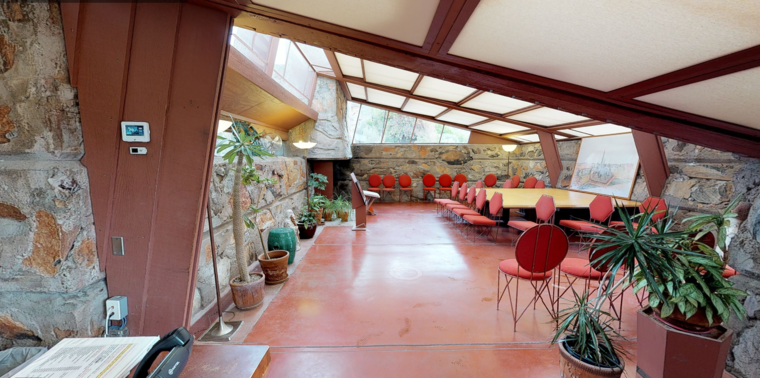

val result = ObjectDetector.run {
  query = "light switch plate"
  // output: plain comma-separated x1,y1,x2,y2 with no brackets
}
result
111,237,124,256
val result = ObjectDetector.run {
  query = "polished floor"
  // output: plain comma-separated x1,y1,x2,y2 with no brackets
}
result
242,202,643,376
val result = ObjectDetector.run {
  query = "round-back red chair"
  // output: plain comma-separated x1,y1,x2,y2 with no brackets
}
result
476,180,484,188
524,176,538,188
502,180,513,188
438,174,453,198
484,174,498,188
381,175,396,202
367,174,382,193
399,174,413,202
535,180,546,189
511,175,521,188
454,174,467,186
423,174,437,201
497,224,569,330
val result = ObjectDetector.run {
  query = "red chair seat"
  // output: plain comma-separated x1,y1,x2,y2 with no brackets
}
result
382,188,395,191
424,188,437,191
723,265,738,278
499,259,552,280
559,219,605,233
560,258,604,280
508,220,538,231
463,215,496,226
610,220,638,228
454,208,480,217
367,188,381,192
446,203,468,210
434,199,455,204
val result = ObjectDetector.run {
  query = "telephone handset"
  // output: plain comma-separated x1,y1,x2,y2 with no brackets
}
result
133,327,193,378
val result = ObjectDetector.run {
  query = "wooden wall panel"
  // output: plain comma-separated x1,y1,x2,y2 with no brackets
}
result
632,130,670,197
313,161,333,199
537,131,562,187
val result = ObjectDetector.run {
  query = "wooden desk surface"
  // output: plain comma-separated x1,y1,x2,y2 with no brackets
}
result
180,344,270,378
475,188,639,209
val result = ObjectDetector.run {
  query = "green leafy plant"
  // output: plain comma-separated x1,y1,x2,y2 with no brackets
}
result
297,205,318,229
309,194,328,211
308,173,328,196
215,120,273,283
682,195,742,264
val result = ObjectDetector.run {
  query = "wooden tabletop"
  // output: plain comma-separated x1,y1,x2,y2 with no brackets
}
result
475,188,639,209
180,344,270,378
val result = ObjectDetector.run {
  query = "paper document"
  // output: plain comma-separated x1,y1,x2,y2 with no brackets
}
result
12,336,159,378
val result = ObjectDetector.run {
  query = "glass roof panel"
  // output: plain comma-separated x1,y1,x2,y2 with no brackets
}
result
401,99,447,117
461,92,534,114
296,43,332,68
366,88,406,108
436,110,487,125
346,83,366,100
559,129,590,137
439,125,471,143
507,107,589,126
363,60,419,90
571,124,631,136
470,120,528,134
512,134,539,142
335,52,363,78
413,76,477,102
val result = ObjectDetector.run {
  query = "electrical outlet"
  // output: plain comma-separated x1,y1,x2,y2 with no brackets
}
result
106,296,128,321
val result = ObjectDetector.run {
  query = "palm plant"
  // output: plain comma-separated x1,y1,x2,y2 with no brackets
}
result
216,120,273,283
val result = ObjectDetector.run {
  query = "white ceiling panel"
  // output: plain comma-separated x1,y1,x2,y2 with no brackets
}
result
507,107,589,126
512,134,539,143
448,0,760,91
470,120,528,134
413,76,477,103
436,110,487,125
572,124,631,136
346,83,366,100
560,129,590,137
401,99,447,117
366,88,406,108
335,52,363,78
636,67,760,131
252,0,440,46
363,61,420,90
461,92,534,114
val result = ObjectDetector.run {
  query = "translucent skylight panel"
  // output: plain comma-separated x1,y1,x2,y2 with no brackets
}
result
335,52,363,78
296,43,331,68
401,99,446,117
507,107,589,126
470,120,527,134
217,120,232,134
439,125,471,143
366,88,406,108
363,61,419,90
512,134,540,142
413,76,477,102
461,92,534,114
346,83,366,100
560,129,591,137
411,119,444,143
571,124,631,136
436,110,487,125
555,135,568,140
382,112,416,143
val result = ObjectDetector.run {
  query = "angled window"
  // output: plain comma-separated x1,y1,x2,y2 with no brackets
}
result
382,112,416,143
439,125,471,143
410,119,444,143
353,105,387,143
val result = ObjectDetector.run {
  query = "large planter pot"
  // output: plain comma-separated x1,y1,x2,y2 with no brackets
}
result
558,339,624,378
652,305,719,331
229,272,265,310
267,227,297,265
258,250,289,285
637,307,733,378
298,223,317,239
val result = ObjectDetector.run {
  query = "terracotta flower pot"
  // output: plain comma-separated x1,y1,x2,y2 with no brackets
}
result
316,208,324,224
298,223,317,239
258,250,289,284
339,210,349,222
229,272,265,310
558,340,624,378
324,210,333,221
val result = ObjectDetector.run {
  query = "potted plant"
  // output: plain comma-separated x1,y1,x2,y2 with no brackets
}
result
310,194,327,223
552,288,626,378
308,173,328,197
216,120,279,308
322,198,335,221
297,205,318,239
335,195,350,222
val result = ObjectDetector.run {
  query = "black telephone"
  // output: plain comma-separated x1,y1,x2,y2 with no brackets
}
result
133,327,194,378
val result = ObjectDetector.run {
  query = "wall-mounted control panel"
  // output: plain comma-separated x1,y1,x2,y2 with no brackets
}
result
121,121,150,142
129,147,147,155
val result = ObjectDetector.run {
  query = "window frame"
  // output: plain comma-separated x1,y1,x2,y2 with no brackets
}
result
348,102,471,145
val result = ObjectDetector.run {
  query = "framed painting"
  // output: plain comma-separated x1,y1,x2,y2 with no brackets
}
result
569,134,640,199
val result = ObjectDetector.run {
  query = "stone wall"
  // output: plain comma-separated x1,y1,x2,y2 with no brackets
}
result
0,2,107,349
190,156,306,319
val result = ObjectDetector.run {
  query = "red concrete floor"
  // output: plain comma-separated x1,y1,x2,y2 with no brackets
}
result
242,202,722,377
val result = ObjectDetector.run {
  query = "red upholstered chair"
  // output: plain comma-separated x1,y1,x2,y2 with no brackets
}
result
399,174,413,202
497,224,569,330
610,197,667,228
484,174,498,188
524,176,538,188
454,174,467,186
381,175,396,202
452,187,482,228
535,180,546,189
438,174,453,199
508,195,556,233
559,195,613,251
367,174,382,194
445,183,470,221
511,175,521,188
502,180,513,189
434,181,459,214
476,180,484,188
464,191,503,241
422,174,437,201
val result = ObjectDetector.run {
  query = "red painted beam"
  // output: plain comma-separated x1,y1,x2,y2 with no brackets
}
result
436,0,481,56
631,130,670,197
537,131,562,187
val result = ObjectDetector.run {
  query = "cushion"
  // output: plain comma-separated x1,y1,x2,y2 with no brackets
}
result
463,215,497,226
368,174,382,187
399,174,412,188
422,174,436,187
446,203,468,210
454,208,480,217
363,190,380,198
382,175,395,188
559,219,605,233
508,220,538,231
367,188,381,192
381,188,395,191
560,258,604,280
499,259,552,280
434,199,455,204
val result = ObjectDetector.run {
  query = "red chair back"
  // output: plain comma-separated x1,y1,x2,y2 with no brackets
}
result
439,174,453,188
641,197,667,221
476,180,484,188
459,183,468,201
535,195,555,223
450,182,460,200
524,176,538,188
515,224,568,273
399,174,412,188
467,186,477,205
511,175,520,188
382,175,395,188
475,189,488,211
589,195,613,223
535,180,546,189
368,174,382,188
454,174,467,185
502,180,513,188
489,192,503,216
423,174,436,187
484,174,497,187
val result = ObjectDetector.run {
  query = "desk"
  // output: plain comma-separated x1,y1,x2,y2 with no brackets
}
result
180,344,270,378
475,188,639,209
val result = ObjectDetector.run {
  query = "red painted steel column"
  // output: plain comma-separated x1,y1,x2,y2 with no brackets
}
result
631,130,670,197
537,131,563,188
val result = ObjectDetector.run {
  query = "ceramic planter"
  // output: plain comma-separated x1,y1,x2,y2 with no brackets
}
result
339,210,349,222
257,250,289,285
324,210,333,221
558,339,624,378
298,223,317,239
229,272,265,310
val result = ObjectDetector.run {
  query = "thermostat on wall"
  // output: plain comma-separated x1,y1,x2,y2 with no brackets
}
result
121,121,150,142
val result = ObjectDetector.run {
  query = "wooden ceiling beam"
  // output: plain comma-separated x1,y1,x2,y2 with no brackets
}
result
457,89,484,106
423,0,466,54
548,119,605,131
501,104,542,118
435,0,481,56
409,74,424,94
323,50,352,101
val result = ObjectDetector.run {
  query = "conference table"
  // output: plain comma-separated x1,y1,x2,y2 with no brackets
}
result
475,188,639,209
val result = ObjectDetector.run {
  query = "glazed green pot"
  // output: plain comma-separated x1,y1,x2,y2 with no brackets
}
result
268,227,297,264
